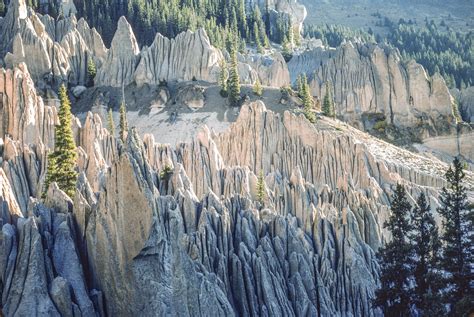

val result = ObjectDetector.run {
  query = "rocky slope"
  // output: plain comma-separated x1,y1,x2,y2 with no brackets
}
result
1,63,472,316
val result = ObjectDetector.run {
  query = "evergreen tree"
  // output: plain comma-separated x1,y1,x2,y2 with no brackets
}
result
296,75,303,98
256,170,265,206
228,39,241,106
119,101,128,142
44,84,78,198
438,157,473,312
253,77,263,97
410,192,444,316
254,21,263,53
301,74,315,123
281,35,292,62
374,184,414,316
322,82,335,118
218,59,229,97
108,108,115,136
87,58,96,87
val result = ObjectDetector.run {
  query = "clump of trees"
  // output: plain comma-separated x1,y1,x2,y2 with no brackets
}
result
43,84,78,198
374,157,473,316
303,23,375,48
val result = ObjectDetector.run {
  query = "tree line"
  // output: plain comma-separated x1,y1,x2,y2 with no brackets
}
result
375,157,473,317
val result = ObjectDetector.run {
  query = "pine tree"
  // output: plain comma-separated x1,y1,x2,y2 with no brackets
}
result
301,74,315,123
254,21,263,54
410,192,444,315
218,59,229,97
438,157,473,312
374,184,414,316
228,38,241,106
119,101,128,142
253,77,263,97
108,108,115,136
322,82,335,118
256,170,265,206
44,84,78,198
87,58,96,87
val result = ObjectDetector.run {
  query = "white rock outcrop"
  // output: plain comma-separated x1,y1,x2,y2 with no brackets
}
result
134,29,223,86
0,0,107,86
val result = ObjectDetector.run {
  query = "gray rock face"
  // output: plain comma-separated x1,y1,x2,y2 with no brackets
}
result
1,57,473,317
288,42,457,136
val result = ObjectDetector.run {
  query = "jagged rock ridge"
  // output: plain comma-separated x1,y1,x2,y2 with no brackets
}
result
2,64,472,316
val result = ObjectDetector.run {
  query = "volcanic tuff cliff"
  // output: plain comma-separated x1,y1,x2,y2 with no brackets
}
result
1,63,472,316
288,42,458,135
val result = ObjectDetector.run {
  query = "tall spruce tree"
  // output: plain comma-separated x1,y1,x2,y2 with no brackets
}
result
108,108,115,136
437,157,473,313
119,101,128,142
87,58,96,87
374,184,414,316
228,37,241,106
44,84,78,198
322,81,335,118
410,192,444,316
218,59,229,97
301,74,316,123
